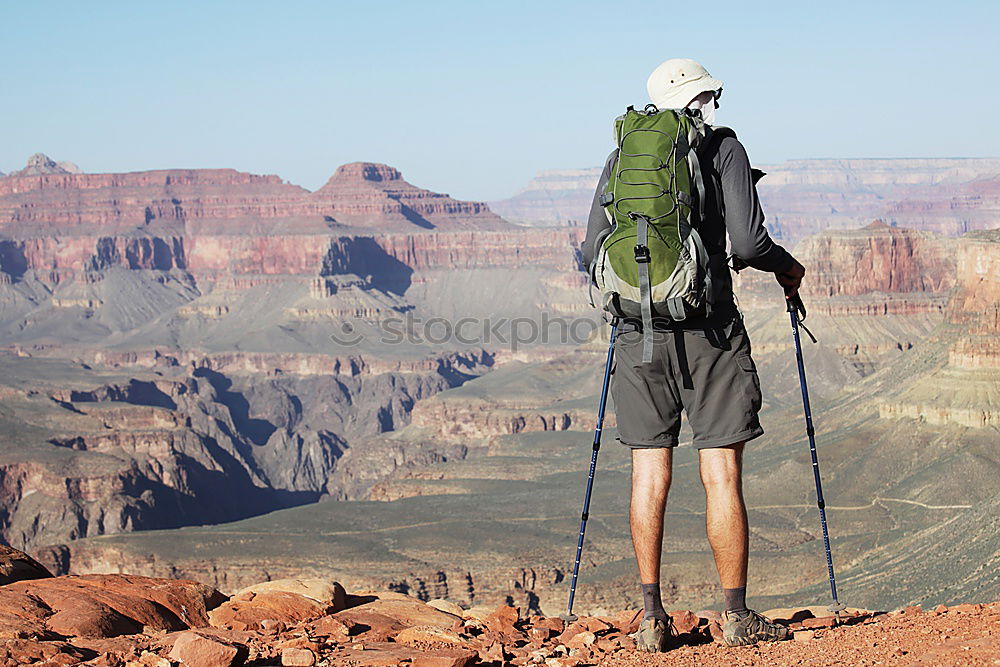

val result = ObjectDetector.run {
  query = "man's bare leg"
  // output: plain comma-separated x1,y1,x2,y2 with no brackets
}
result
700,442,790,645
630,447,673,621
698,442,748,610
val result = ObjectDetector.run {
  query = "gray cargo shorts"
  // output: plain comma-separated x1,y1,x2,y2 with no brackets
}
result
611,316,764,449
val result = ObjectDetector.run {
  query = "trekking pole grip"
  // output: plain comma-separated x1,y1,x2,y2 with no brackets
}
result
786,293,805,316
786,293,817,344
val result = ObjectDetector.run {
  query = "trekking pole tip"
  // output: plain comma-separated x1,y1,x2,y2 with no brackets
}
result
560,613,579,623
828,600,848,624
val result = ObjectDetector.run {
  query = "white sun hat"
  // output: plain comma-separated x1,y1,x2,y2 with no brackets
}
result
646,58,723,110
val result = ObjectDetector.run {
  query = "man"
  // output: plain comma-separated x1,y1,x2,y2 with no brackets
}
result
582,58,806,652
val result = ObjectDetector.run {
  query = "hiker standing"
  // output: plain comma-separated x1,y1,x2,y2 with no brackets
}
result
581,58,806,652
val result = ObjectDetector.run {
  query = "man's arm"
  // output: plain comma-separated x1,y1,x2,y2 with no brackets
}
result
719,137,805,296
581,151,617,269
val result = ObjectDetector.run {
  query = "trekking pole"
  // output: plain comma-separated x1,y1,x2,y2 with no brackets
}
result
787,294,847,620
562,316,619,621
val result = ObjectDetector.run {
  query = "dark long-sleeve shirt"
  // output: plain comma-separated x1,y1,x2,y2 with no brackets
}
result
582,129,795,323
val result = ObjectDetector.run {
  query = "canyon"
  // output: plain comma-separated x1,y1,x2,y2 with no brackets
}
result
0,154,587,556
0,153,997,620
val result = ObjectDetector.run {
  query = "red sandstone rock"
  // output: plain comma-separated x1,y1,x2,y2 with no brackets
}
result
409,648,478,667
338,610,405,642
306,615,353,639
2,574,224,639
233,579,346,612
556,616,612,646
70,635,152,664
707,620,725,643
612,609,642,635
801,615,838,629
426,599,464,616
534,616,566,635
0,639,90,666
543,657,581,667
208,591,326,631
168,631,247,667
669,610,701,635
476,639,512,663
0,588,54,640
335,596,463,636
128,649,170,666
762,608,817,624
46,599,143,638
280,646,316,666
259,618,285,635
0,545,53,586
335,641,474,667
395,625,466,646
411,650,478,667
483,604,520,638
565,630,596,649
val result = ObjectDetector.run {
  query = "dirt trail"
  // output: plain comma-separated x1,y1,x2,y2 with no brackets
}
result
602,603,999,666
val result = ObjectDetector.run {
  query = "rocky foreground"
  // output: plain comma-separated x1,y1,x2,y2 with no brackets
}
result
1,548,997,666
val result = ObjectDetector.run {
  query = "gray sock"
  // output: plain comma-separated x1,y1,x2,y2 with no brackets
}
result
724,586,749,615
641,583,668,622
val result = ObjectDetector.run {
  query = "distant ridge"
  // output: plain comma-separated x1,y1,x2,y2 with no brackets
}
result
0,156,510,233
489,158,1000,238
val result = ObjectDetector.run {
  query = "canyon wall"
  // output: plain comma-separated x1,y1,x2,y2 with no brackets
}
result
867,229,1000,425
0,157,508,234
794,221,956,297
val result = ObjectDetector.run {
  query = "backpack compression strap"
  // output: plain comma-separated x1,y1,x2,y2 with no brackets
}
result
634,214,655,363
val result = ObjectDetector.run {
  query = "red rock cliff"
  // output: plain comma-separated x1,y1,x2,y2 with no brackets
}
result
0,160,562,284
0,160,508,234
795,222,956,297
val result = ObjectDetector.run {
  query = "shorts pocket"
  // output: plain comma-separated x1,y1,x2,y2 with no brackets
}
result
735,353,763,410
736,353,757,374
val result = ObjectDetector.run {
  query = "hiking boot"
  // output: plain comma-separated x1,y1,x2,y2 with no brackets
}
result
633,616,673,652
722,609,790,646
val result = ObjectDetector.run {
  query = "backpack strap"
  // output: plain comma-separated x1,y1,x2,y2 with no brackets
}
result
701,125,738,153
587,226,613,308
634,214,655,363
698,125,737,204
688,147,708,227
686,123,720,317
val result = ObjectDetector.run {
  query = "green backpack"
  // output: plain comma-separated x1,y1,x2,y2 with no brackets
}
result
591,104,713,362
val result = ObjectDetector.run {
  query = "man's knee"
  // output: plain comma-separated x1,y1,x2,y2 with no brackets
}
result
631,447,673,489
698,443,744,491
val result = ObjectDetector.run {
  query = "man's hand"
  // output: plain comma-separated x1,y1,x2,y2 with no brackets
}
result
775,259,805,299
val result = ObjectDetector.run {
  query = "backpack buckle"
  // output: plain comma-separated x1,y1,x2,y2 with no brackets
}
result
599,192,614,206
634,245,650,264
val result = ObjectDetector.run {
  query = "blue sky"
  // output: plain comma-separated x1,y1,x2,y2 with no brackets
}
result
3,1,998,200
